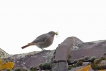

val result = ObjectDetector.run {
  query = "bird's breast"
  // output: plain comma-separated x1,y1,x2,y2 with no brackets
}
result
36,37,54,48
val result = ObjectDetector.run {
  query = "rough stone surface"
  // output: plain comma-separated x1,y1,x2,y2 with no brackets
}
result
0,48,10,58
1,36,106,71
52,37,74,71
54,37,76,62
14,50,54,69
51,62,68,71
54,45,71,62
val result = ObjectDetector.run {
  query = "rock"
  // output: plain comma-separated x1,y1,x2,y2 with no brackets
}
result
0,48,10,58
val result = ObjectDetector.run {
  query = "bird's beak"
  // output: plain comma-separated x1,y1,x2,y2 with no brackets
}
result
55,32,58,35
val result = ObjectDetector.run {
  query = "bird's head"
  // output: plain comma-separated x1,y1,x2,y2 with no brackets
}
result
48,31,58,37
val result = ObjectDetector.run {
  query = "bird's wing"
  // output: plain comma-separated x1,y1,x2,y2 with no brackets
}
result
32,34,49,43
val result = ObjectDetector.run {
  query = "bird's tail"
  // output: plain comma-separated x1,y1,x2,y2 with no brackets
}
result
21,43,35,49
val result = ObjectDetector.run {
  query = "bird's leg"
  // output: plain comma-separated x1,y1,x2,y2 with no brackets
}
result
41,48,45,51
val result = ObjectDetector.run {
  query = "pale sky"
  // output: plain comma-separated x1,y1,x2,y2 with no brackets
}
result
0,0,106,54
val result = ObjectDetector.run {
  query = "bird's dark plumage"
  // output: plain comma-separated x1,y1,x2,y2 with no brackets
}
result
21,31,57,50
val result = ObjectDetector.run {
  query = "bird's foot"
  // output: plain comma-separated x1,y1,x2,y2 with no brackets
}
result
41,48,46,51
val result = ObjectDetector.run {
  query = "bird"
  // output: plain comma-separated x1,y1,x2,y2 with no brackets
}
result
21,31,58,50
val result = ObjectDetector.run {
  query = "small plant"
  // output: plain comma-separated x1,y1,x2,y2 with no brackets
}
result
76,61,83,66
73,59,78,64
43,62,51,70
79,58,84,61
100,56,105,60
67,54,72,65
30,67,37,71
21,68,27,71
90,56,96,63
68,54,71,59
14,68,21,71
39,62,51,70
7,69,11,71
98,65,103,70
67,58,71,64
68,65,73,70
100,65,106,69
30,67,33,71
91,63,98,70
84,56,89,60
103,52,106,55
39,64,43,70
94,59,101,64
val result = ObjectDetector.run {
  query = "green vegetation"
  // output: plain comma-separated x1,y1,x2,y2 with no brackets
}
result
76,60,83,66
2,54,106,71
91,56,106,70
90,56,96,62
84,56,89,60
67,55,106,70
73,59,78,64
68,54,71,59
103,52,106,55
39,62,51,70
67,54,72,65
7,69,11,71
79,58,84,61
100,56,105,60
14,68,21,71
30,67,37,71
68,65,73,70
55,32,58,35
